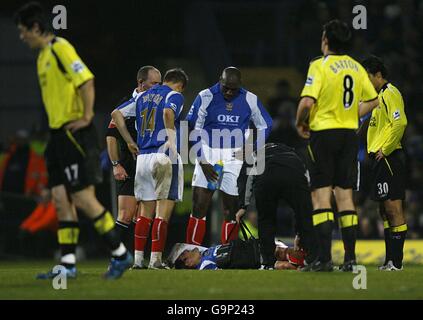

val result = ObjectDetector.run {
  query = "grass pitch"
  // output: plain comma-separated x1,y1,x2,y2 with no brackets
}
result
0,260,422,300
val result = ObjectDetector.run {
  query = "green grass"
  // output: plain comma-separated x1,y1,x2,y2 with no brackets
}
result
0,260,422,300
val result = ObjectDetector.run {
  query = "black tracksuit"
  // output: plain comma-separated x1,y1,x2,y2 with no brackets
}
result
237,143,318,266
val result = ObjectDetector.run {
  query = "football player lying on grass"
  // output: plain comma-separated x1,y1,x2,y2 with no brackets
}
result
167,240,305,270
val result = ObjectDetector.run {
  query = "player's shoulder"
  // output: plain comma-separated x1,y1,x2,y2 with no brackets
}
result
308,55,324,66
51,36,75,52
165,90,183,103
382,83,403,100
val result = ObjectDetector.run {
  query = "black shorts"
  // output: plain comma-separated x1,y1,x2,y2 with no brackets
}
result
369,150,406,201
307,129,358,189
116,177,135,196
45,123,103,192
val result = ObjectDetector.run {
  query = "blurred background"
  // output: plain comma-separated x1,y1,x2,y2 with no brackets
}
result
1,0,422,261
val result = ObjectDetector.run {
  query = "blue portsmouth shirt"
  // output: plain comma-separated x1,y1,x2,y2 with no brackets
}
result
118,85,184,153
196,245,221,270
186,83,273,151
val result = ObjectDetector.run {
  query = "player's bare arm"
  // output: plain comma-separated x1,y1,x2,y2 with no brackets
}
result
296,97,314,139
66,79,95,132
111,109,139,157
163,108,177,157
106,135,128,181
358,98,379,117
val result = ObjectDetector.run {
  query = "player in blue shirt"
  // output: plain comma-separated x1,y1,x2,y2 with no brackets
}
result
185,67,272,246
112,68,188,268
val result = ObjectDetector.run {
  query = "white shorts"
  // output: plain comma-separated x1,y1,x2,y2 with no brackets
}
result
134,153,183,202
192,146,243,196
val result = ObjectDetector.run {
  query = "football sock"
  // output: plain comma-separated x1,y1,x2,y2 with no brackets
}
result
186,214,206,245
151,217,168,254
338,210,358,262
383,219,392,265
390,224,407,268
312,209,334,263
93,210,127,259
57,221,79,269
221,220,239,244
134,216,153,266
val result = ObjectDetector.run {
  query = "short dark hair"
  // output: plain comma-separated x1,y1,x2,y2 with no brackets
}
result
163,68,188,89
137,65,157,82
323,20,352,53
361,55,388,78
14,2,52,34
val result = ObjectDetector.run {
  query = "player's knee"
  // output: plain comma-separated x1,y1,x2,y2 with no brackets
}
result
192,203,207,218
118,209,134,224
222,208,235,221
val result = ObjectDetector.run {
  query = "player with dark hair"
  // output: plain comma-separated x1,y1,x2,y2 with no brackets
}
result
106,66,161,251
112,68,188,269
185,67,272,247
361,56,408,271
296,20,379,271
15,2,133,279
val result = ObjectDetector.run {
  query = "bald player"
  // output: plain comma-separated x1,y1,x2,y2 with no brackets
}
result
185,67,272,246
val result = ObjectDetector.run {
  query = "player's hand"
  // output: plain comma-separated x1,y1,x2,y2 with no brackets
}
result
127,142,139,159
65,116,92,133
113,164,128,181
235,208,246,223
200,162,218,182
294,234,301,251
296,123,310,139
376,149,385,161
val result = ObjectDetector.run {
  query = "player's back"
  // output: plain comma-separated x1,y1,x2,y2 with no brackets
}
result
135,84,183,152
306,55,375,131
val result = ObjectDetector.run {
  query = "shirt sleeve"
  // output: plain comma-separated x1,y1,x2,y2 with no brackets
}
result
116,98,136,118
185,94,202,130
300,61,322,100
164,92,184,116
360,68,379,102
381,88,407,156
51,39,94,87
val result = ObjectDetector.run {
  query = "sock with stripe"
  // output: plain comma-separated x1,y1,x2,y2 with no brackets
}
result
338,210,358,262
185,214,206,245
134,216,153,265
93,210,127,260
221,220,239,244
57,221,79,269
390,224,407,269
383,220,392,265
115,220,130,241
150,218,168,265
312,209,334,263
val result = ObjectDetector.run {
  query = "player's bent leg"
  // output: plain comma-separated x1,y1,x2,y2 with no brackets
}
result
37,185,79,279
334,187,358,271
72,186,132,279
186,187,213,245
384,199,407,270
116,195,137,250
133,201,155,269
149,199,175,269
220,191,239,244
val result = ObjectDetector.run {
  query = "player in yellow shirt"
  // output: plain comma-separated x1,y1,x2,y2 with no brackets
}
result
15,2,132,279
296,20,379,271
362,56,407,271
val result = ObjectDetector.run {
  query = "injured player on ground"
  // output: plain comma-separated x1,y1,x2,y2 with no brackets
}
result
167,240,305,270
